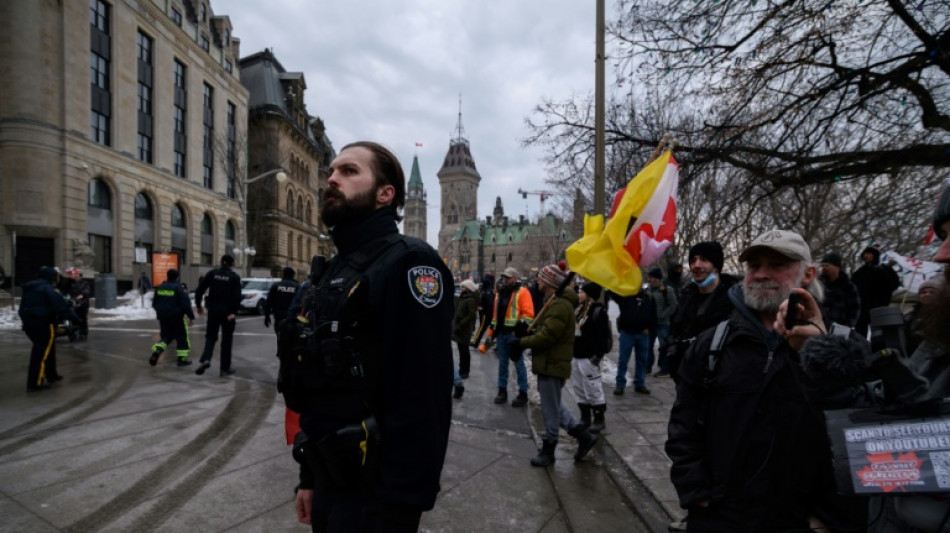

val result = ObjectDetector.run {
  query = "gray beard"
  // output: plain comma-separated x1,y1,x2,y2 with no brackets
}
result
743,276,801,315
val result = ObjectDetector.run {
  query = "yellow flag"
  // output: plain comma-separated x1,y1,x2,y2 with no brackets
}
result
566,150,679,296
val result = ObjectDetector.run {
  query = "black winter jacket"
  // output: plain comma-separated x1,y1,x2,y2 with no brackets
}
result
666,285,854,531
264,278,299,320
820,272,861,328
152,281,194,320
19,279,79,324
195,266,242,314
610,291,656,334
573,301,610,358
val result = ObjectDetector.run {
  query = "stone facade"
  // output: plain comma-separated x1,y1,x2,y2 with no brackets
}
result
0,0,248,290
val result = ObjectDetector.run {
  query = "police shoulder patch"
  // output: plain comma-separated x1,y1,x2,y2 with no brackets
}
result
408,265,443,308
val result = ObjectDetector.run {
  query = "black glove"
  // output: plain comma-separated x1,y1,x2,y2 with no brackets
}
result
590,354,603,366
264,316,271,328
514,321,529,338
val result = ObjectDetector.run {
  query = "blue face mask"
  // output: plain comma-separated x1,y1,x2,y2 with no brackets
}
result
692,272,717,288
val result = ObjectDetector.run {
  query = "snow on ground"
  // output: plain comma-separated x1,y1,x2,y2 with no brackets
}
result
0,291,173,330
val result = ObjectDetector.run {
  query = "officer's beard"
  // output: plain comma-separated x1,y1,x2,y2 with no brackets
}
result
918,268,950,351
320,187,377,227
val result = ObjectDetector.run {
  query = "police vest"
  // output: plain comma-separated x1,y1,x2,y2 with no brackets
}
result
278,232,406,418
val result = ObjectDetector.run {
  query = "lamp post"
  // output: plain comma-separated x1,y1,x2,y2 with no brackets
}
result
241,168,287,277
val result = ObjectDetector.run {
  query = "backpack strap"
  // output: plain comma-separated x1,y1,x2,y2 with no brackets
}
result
703,320,730,387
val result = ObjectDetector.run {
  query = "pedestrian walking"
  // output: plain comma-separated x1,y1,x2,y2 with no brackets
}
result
194,254,242,377
19,266,79,391
149,268,195,367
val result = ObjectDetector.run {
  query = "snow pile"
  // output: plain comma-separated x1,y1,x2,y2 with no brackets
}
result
0,291,181,330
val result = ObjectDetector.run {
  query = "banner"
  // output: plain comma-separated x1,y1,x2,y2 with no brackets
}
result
879,251,944,294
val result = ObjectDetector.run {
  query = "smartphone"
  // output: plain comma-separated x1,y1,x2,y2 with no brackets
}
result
784,292,800,330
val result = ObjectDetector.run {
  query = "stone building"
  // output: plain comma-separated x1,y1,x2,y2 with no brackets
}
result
435,114,578,282
403,154,428,241
239,49,335,278
0,0,249,291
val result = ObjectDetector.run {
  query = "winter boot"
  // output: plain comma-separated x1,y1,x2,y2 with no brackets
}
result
530,439,557,467
493,388,508,404
453,383,465,399
589,404,606,433
578,403,592,428
568,425,599,461
511,390,528,407
149,344,165,366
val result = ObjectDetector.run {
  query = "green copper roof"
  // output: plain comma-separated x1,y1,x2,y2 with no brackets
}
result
408,155,424,190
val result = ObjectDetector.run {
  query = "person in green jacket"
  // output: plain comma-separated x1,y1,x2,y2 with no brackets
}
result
518,263,598,467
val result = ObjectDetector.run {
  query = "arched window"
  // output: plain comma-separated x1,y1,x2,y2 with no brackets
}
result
87,178,114,272
224,220,236,255
287,191,295,217
296,197,303,220
306,199,313,224
171,203,187,263
134,192,154,261
200,213,213,265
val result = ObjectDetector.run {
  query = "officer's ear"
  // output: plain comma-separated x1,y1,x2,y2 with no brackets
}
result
375,184,395,207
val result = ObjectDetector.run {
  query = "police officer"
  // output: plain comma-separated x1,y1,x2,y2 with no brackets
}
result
149,268,196,367
19,266,79,391
286,141,453,532
194,254,242,377
264,266,299,334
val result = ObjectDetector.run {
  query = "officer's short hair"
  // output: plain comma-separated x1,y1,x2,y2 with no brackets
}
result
341,141,405,222
166,269,179,281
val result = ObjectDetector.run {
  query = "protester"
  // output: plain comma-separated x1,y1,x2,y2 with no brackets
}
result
647,268,678,377
518,263,598,466
480,266,534,407
471,273,495,348
286,141,454,532
818,251,861,328
664,241,737,382
666,229,866,532
609,287,656,395
852,245,901,335
19,266,79,391
453,278,478,385
138,271,152,294
149,268,195,367
572,281,610,432
194,254,242,377
63,267,91,340
903,275,942,355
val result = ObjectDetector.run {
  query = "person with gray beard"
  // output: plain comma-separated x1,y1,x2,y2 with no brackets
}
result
666,229,864,532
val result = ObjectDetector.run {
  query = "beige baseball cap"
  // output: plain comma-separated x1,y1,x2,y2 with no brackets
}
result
739,229,812,263
500,267,521,279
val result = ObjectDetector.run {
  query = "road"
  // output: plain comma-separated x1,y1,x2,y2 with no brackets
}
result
0,314,656,532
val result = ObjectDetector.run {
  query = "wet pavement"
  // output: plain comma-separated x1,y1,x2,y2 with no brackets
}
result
0,313,681,532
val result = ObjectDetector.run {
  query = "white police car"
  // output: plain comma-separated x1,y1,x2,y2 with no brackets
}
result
240,277,280,314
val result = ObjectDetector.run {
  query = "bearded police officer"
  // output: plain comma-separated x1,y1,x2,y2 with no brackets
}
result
285,141,453,532
194,254,242,377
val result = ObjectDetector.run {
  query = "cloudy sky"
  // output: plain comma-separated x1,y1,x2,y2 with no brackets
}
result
223,1,598,246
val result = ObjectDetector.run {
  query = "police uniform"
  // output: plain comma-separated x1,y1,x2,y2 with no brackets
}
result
194,259,242,374
19,266,79,391
151,277,195,365
282,206,453,532
264,275,299,334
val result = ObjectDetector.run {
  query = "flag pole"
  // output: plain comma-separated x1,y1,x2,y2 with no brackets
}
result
646,132,671,164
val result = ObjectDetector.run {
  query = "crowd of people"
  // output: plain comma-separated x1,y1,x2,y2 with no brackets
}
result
16,136,950,531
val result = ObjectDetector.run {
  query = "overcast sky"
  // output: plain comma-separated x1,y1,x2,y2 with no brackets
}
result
223,1,597,246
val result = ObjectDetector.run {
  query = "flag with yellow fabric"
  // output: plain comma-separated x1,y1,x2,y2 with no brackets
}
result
565,150,679,296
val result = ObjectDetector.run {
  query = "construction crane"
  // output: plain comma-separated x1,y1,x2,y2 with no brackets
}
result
517,188,555,216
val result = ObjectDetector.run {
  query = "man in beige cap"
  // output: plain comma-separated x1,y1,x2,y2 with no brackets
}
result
481,266,535,406
666,229,863,532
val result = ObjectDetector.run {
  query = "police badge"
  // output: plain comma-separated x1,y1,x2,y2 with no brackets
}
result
408,266,443,308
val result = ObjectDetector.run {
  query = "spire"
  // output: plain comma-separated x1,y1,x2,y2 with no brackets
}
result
438,95,480,180
408,155,424,191
453,93,468,146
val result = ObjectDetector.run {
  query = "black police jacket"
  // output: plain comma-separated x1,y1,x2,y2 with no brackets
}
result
264,278,299,320
295,206,454,513
19,279,79,324
152,281,194,320
195,266,241,314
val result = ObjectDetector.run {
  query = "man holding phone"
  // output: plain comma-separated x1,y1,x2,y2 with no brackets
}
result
666,230,863,532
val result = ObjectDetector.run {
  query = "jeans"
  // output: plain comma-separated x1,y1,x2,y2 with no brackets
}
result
654,324,670,372
496,334,528,392
617,330,650,389
537,375,580,442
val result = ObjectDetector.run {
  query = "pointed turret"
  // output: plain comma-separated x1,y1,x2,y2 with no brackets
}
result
404,154,427,241
438,97,481,257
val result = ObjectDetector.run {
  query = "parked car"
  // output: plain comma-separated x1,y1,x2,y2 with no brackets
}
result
240,277,280,314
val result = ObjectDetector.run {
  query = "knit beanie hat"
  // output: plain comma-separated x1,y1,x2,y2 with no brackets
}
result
538,263,567,289
581,281,602,301
935,183,950,241
688,241,724,273
647,268,663,280
460,279,478,293
820,252,843,268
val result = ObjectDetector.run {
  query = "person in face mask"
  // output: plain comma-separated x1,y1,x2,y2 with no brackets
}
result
663,241,739,382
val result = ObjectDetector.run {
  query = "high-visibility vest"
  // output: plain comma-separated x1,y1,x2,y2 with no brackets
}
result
491,286,533,330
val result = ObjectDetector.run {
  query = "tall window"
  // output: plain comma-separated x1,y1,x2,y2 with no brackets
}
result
90,0,111,146
171,8,182,26
173,60,187,178
136,31,153,163
224,221,236,256
202,83,214,189
87,179,114,273
134,193,154,260
171,204,187,263
226,101,236,198
200,213,213,265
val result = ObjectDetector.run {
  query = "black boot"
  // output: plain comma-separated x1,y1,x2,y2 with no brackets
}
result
493,388,507,404
453,383,465,399
578,403,592,428
511,390,528,407
530,439,557,467
568,425,599,461
589,404,606,433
